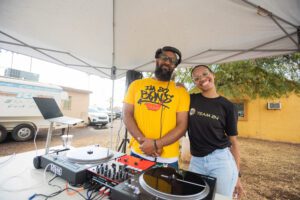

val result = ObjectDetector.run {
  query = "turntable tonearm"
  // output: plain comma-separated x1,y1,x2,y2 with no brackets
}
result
110,166,216,200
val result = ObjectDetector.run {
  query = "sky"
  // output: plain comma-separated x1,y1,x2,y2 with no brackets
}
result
0,49,126,109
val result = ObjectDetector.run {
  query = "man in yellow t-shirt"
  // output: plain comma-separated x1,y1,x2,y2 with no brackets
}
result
123,46,190,169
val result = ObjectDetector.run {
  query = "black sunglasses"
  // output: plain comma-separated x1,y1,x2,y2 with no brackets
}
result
159,54,177,65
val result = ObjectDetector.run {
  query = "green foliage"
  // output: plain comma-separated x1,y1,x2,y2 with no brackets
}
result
174,68,194,90
142,72,153,78
174,53,300,99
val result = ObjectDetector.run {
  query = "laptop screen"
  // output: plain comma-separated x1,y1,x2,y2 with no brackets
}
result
33,97,63,119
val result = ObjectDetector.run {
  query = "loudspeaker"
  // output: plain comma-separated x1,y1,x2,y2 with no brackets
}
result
125,70,143,90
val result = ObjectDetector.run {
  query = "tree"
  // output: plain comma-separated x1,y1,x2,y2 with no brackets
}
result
174,53,300,99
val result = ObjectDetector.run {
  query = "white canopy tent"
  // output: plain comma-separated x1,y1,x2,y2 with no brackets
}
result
0,0,299,171
0,0,299,79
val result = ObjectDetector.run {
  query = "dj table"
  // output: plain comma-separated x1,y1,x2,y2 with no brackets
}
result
0,148,230,200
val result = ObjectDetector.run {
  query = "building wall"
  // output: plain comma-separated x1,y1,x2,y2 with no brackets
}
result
60,87,90,126
237,93,300,143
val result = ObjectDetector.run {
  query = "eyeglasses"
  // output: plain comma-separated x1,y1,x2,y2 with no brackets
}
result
159,54,177,65
192,71,209,82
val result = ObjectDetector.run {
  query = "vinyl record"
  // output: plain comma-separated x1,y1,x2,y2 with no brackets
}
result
66,146,113,164
139,167,210,200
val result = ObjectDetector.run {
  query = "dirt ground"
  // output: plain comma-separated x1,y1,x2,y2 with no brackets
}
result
0,119,299,200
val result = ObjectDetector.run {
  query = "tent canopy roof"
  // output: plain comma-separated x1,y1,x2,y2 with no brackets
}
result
0,0,299,79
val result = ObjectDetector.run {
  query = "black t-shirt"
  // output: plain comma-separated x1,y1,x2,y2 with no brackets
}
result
188,93,238,157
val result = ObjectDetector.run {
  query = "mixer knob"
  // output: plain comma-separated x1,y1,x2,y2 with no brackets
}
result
112,163,116,168
124,172,129,180
133,187,141,195
116,172,120,180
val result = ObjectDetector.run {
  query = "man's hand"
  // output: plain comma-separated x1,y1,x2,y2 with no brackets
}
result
139,138,156,156
151,148,163,157
138,137,163,157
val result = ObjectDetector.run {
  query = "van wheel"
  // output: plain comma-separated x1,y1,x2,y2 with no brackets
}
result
0,125,8,143
12,124,35,142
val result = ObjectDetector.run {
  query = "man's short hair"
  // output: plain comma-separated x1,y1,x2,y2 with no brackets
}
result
155,46,182,66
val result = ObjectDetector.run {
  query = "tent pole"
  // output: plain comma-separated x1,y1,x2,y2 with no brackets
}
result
110,76,115,151
298,27,300,50
109,0,116,152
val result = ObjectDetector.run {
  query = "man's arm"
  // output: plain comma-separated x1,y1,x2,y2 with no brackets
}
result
157,111,188,148
140,111,188,155
123,102,145,144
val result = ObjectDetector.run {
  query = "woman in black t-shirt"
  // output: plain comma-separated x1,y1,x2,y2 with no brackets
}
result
188,65,244,199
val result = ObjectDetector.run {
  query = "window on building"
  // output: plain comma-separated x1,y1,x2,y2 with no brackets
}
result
63,96,72,110
232,101,247,121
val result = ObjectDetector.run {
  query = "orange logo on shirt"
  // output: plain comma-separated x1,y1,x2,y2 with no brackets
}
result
145,103,162,111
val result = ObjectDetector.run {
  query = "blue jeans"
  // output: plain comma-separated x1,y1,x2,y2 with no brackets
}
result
130,151,179,170
188,148,238,197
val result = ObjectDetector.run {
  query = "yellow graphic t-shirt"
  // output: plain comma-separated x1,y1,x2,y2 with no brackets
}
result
123,78,190,158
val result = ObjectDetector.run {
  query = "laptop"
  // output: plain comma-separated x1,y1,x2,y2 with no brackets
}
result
33,97,84,125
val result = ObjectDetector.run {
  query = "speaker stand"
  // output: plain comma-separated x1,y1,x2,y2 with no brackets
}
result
118,128,130,153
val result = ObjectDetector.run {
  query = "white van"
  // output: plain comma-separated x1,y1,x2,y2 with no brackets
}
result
0,76,67,142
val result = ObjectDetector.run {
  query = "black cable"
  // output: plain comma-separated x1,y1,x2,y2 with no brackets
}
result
159,80,170,139
48,175,62,190
86,185,98,200
90,190,102,200
32,186,88,200
86,188,93,200
155,80,171,163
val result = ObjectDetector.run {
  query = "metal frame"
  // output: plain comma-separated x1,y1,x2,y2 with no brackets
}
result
123,0,300,70
0,30,111,78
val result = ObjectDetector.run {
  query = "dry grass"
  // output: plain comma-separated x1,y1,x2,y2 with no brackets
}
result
238,138,299,200
0,120,299,200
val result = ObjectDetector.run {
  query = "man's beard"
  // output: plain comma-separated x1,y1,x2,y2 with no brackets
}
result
154,64,173,81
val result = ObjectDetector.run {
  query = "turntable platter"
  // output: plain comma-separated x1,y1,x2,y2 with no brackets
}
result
139,167,210,200
66,146,113,164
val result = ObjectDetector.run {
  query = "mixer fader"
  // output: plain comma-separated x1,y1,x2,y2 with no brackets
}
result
87,155,156,187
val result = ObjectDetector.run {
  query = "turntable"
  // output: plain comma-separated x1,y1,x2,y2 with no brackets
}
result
110,166,216,200
65,146,114,164
34,145,123,185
